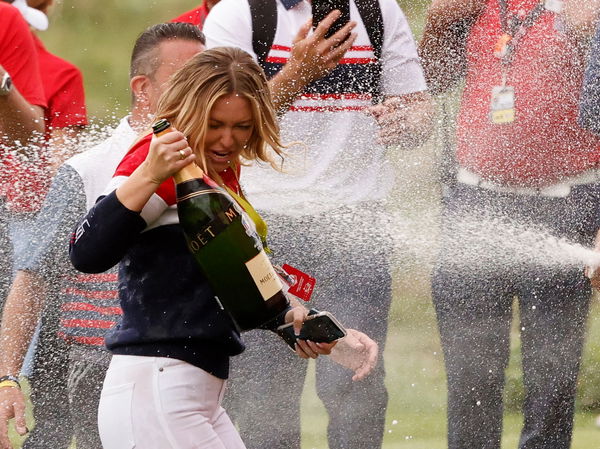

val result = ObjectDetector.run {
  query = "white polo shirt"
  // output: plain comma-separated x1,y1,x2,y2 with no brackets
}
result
204,0,427,214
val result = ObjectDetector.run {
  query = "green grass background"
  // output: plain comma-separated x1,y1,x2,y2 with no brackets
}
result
13,0,600,447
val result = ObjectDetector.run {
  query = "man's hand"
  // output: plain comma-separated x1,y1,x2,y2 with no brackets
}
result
269,11,358,112
0,387,27,449
367,91,435,148
329,329,379,381
286,11,357,87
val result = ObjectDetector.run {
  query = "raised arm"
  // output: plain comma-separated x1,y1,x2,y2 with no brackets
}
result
69,131,195,273
267,12,357,113
419,0,485,94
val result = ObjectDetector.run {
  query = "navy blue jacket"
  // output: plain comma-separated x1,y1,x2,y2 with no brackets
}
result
70,191,245,379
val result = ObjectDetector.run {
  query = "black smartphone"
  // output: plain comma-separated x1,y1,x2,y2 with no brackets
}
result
276,311,347,350
312,0,351,39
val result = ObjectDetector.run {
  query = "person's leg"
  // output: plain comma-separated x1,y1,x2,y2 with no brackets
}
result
225,328,307,449
99,355,246,449
518,270,590,449
67,351,109,449
22,324,73,449
514,183,600,449
432,186,516,449
313,234,391,449
225,212,312,449
433,262,514,449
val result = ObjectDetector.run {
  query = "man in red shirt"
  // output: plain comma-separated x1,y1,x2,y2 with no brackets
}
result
0,2,45,145
0,2,87,449
0,1,46,316
420,1,600,448
4,0,88,215
171,0,220,28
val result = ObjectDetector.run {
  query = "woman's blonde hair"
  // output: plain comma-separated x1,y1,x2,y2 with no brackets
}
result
154,46,284,180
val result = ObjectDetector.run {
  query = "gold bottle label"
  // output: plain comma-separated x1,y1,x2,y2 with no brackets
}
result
245,250,283,301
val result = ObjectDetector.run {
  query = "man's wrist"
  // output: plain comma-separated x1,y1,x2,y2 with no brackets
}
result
0,375,20,389
0,71,13,97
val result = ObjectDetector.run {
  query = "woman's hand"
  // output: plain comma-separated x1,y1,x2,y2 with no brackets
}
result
283,305,337,359
139,130,196,185
116,129,196,213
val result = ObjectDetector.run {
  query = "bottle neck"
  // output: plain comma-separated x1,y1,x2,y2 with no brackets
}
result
173,163,206,184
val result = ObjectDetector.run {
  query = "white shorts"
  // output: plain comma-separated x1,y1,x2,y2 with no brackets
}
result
98,355,247,449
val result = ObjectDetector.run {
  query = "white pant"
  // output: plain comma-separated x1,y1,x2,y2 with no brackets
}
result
98,355,247,449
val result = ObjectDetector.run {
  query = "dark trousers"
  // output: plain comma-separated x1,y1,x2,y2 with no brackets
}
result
0,200,12,307
432,183,599,449
225,206,391,449
67,348,110,449
23,323,73,449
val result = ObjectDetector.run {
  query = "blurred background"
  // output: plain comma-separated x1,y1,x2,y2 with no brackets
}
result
31,1,600,448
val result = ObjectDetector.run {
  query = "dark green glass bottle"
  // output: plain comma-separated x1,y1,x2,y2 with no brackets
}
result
152,119,289,331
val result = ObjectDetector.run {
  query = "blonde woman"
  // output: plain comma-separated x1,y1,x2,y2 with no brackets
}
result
69,47,332,449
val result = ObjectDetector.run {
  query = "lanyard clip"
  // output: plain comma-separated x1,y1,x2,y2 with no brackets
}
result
494,33,512,59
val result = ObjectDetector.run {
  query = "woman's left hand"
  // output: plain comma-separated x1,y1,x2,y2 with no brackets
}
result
283,305,337,359
295,339,337,359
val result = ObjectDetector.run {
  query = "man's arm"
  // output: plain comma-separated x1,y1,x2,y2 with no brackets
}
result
0,7,46,145
267,12,357,113
562,0,600,38
204,0,357,114
0,165,85,379
0,271,46,382
419,0,485,95
0,271,40,448
0,65,44,145
0,165,86,447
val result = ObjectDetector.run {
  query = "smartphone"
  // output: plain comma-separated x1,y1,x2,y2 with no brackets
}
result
276,310,347,350
312,0,351,39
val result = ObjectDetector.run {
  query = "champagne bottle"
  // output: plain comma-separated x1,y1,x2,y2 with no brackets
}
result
152,119,289,331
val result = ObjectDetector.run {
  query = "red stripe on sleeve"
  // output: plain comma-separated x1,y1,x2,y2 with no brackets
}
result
62,302,122,315
61,319,116,330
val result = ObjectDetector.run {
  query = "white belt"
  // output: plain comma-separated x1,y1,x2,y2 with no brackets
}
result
456,167,600,198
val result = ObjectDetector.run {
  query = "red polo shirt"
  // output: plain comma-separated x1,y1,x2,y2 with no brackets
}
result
457,0,600,187
34,35,87,132
5,34,88,213
0,3,46,108
0,3,47,199
171,2,210,28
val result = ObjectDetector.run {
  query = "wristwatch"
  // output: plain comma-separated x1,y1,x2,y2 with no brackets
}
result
0,71,12,96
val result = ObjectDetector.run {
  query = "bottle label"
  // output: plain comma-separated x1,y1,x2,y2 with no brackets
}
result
187,204,240,253
245,250,283,301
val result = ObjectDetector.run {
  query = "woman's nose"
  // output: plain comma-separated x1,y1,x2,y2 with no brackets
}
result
219,128,234,148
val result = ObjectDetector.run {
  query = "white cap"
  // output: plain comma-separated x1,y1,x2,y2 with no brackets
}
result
11,0,49,31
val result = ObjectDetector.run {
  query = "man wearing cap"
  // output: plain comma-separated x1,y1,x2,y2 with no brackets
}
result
0,1,88,448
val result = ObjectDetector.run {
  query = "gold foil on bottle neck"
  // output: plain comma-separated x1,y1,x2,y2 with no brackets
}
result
173,163,205,184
